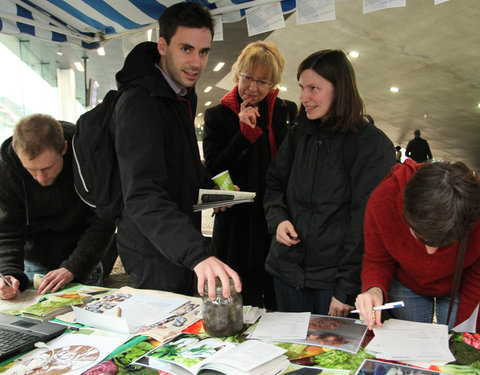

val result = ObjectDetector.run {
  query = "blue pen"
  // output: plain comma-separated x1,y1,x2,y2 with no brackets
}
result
351,300,404,314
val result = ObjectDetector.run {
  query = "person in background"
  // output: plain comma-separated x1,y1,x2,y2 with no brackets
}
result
112,2,240,299
405,129,432,163
395,145,402,163
202,41,297,309
355,160,480,331
0,114,116,299
264,50,396,316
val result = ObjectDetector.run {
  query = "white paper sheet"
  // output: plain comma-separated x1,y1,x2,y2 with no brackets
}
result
248,311,310,340
367,319,455,364
363,0,406,14
246,2,286,37
453,303,479,333
296,0,336,25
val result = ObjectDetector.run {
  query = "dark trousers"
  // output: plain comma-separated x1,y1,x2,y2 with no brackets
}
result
101,234,118,279
241,269,277,310
273,277,333,314
116,234,196,296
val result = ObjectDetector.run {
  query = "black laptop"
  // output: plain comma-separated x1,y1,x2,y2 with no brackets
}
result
0,312,66,362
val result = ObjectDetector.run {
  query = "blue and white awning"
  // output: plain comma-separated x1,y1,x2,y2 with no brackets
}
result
0,0,295,49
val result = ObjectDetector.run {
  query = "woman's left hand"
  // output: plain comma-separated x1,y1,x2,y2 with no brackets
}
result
328,296,354,317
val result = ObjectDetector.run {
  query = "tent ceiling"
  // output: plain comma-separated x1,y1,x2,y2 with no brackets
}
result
0,0,294,48
1,0,479,170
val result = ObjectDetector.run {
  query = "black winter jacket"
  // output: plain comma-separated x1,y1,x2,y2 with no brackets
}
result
203,86,297,271
0,123,116,291
264,114,396,305
113,42,212,269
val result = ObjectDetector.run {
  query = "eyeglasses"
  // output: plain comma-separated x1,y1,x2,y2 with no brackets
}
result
239,73,272,88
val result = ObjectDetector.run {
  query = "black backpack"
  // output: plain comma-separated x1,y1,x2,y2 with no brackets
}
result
72,89,124,221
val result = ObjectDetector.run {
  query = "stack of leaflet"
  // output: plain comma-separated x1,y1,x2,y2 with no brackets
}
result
243,306,265,324
366,319,455,368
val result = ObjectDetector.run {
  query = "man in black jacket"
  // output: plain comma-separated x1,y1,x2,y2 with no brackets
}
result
405,129,433,163
112,2,241,299
0,114,116,300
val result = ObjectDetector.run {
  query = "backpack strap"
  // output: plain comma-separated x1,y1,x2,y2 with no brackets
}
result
446,235,469,327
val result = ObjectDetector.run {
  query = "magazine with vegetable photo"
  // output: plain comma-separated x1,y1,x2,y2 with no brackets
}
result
133,333,289,375
354,359,443,375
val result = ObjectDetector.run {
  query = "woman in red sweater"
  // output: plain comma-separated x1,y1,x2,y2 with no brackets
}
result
355,159,480,331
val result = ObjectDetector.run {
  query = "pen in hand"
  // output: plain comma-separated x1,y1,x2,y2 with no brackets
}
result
351,301,404,314
0,271,21,296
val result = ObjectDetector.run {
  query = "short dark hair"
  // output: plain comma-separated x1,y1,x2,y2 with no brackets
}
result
403,161,480,247
414,129,421,137
158,2,214,44
12,114,64,159
297,49,365,132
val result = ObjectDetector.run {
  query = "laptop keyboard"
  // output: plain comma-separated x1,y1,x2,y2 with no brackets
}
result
0,328,38,354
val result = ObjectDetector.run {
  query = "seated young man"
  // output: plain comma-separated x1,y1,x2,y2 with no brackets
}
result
0,114,116,299
355,159,480,331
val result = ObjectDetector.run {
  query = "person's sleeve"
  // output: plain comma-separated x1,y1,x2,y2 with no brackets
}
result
114,90,209,269
456,237,480,331
334,129,396,305
263,128,295,234
425,141,433,160
59,214,116,282
361,190,398,301
405,141,412,157
203,107,257,177
0,178,30,291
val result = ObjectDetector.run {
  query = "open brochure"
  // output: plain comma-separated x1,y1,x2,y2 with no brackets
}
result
193,189,256,211
133,333,289,375
20,290,94,321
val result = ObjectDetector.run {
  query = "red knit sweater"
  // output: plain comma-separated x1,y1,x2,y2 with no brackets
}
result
362,159,480,331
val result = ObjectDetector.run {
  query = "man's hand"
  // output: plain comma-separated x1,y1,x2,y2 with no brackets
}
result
276,220,301,247
354,287,384,330
328,296,354,317
37,267,75,295
238,100,260,128
194,256,242,300
0,275,20,300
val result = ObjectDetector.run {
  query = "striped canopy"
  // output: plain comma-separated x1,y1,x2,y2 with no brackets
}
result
0,0,295,49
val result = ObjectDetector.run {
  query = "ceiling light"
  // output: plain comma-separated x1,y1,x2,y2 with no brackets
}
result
146,29,153,41
348,51,359,58
197,113,203,117
279,86,287,91
477,103,480,109
56,47,63,56
204,86,212,93
205,101,212,106
97,47,105,56
389,86,399,93
213,62,225,72
73,62,84,72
